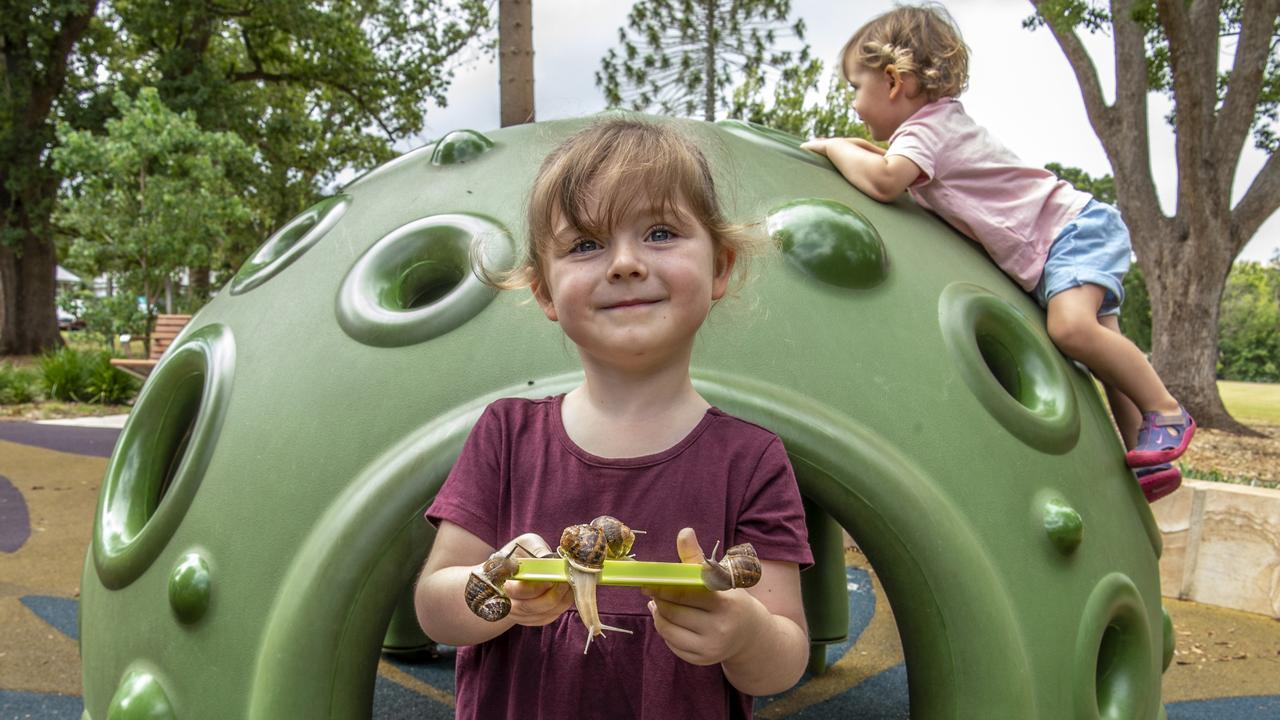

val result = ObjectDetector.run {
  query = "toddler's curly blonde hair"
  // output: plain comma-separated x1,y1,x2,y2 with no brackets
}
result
841,3,970,100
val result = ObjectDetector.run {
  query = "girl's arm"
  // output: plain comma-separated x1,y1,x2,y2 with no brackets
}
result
414,521,572,646
645,529,809,696
803,137,921,203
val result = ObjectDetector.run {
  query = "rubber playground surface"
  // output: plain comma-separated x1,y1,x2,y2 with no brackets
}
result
2,421,1278,719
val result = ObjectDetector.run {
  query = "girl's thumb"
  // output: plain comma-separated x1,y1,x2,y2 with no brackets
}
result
676,527,706,565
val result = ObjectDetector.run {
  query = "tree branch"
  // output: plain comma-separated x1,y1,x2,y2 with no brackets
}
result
24,0,101,132
1214,0,1280,193
1028,1,1114,135
1231,149,1280,250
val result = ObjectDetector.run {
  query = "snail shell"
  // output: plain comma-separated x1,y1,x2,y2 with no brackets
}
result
480,550,521,585
589,515,636,558
465,571,512,621
559,523,608,572
701,542,762,591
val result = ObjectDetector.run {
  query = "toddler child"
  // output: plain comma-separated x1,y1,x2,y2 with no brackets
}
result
415,117,814,719
802,4,1194,502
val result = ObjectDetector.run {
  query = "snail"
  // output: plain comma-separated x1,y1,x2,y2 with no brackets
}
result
464,533,556,622
559,516,639,653
699,541,762,592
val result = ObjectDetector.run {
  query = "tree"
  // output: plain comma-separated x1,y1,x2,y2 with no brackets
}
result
1028,0,1279,433
1218,260,1280,381
729,58,870,140
0,0,102,355
52,88,253,351
500,0,535,126
597,0,809,120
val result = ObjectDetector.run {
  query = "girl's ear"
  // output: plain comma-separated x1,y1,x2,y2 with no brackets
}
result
531,277,559,322
711,246,737,301
885,65,921,100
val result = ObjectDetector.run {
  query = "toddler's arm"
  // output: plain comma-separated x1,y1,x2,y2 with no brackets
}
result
802,137,920,203
414,521,572,646
645,529,809,696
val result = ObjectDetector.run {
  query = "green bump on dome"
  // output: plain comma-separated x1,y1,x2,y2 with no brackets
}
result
1043,497,1083,554
430,130,495,165
1162,606,1175,671
107,671,175,720
768,199,888,289
169,552,211,624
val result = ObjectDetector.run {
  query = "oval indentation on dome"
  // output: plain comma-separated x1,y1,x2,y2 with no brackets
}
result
1074,573,1158,720
715,119,830,169
336,214,515,347
431,129,495,165
938,283,1079,454
230,195,350,295
93,323,235,589
768,199,888,289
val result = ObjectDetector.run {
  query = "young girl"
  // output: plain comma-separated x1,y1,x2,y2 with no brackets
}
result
414,118,813,719
801,4,1194,502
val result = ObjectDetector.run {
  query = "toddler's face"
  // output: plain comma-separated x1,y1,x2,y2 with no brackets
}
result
533,193,732,371
848,64,899,141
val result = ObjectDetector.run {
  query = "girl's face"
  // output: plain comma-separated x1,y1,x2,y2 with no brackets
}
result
533,193,734,373
848,63,911,141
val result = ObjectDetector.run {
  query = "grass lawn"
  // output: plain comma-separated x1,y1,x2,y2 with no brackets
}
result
1217,380,1280,425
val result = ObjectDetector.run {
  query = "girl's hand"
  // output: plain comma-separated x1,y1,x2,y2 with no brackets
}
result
801,138,832,155
503,578,573,627
644,528,768,666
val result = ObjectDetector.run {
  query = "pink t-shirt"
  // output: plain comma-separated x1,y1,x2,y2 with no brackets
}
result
426,395,813,720
886,98,1091,291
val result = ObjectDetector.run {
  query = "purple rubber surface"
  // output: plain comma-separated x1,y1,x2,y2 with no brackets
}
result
0,475,30,552
0,423,121,458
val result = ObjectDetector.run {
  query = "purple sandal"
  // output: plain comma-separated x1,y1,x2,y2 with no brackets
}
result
1135,463,1181,503
1126,407,1196,468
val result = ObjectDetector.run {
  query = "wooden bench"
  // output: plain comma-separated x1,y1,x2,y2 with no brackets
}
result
110,314,192,380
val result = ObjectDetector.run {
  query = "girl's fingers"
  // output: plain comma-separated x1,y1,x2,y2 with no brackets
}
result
648,600,712,666
504,579,550,599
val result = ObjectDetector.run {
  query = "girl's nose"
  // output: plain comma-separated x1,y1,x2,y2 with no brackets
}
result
607,242,647,281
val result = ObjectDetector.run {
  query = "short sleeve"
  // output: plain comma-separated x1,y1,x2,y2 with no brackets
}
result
424,404,504,547
886,118,938,187
734,437,813,569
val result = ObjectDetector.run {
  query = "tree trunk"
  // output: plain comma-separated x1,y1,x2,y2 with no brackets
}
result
190,265,211,303
1138,221,1260,436
0,225,63,356
499,0,535,127
702,0,717,121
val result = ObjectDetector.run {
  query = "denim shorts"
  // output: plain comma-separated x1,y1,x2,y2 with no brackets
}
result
1033,199,1131,317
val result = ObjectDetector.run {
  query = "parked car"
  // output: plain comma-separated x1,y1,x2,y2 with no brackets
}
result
57,306,85,330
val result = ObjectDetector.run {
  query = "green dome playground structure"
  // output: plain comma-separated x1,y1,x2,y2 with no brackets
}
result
79,115,1174,719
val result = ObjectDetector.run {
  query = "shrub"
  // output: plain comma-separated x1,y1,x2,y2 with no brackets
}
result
0,363,42,404
84,352,139,404
38,347,92,401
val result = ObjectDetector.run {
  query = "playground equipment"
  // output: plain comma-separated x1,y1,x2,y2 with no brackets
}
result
79,115,1173,719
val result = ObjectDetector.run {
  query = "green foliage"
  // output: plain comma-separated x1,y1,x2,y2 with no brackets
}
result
0,363,42,405
1217,261,1280,382
59,287,148,349
36,347,138,404
597,0,809,120
52,88,254,320
728,58,871,140
1044,163,1115,205
38,347,94,402
1120,262,1152,353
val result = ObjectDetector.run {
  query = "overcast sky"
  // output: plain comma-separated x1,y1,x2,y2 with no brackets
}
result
408,0,1278,263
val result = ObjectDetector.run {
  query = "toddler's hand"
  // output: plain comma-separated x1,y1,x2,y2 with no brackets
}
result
800,138,831,155
644,528,766,666
504,578,573,627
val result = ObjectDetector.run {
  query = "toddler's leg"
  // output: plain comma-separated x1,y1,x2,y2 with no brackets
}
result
1045,285,1179,416
1098,315,1143,450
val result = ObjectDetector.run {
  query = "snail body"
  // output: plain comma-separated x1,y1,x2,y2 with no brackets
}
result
463,534,554,623
559,516,638,653
700,542,762,591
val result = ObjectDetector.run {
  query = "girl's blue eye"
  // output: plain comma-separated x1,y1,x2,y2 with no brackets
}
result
647,227,674,243
569,238,600,254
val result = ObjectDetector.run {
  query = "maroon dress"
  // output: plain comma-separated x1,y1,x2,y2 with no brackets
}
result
426,395,813,720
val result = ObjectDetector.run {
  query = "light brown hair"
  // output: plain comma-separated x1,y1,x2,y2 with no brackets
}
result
840,3,970,100
491,117,756,298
